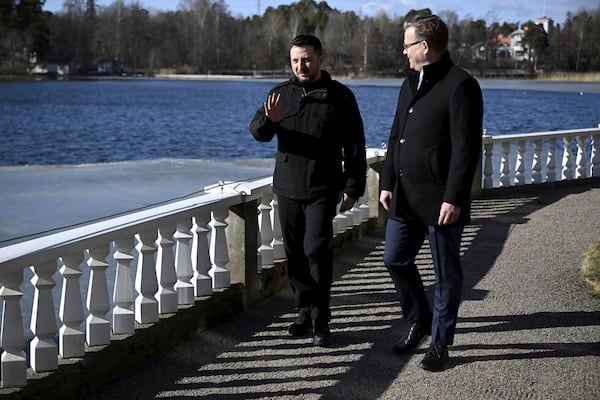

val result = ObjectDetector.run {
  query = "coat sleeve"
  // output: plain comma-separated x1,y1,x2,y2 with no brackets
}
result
380,83,406,192
249,92,277,142
444,77,484,205
341,88,367,200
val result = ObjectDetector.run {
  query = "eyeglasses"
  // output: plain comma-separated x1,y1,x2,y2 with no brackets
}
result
403,40,424,50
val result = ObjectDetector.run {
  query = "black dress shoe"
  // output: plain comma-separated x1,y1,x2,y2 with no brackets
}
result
392,321,429,354
288,313,312,336
313,332,332,347
419,344,449,371
313,318,332,347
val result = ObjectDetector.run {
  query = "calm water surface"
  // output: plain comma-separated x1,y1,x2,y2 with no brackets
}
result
1,78,599,166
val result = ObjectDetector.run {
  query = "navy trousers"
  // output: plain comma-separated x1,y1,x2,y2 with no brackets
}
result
277,193,338,322
383,218,464,346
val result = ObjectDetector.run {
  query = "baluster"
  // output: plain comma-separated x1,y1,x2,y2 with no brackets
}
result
350,201,362,225
258,192,274,268
156,223,178,314
546,138,557,182
270,195,285,259
192,212,213,296
0,268,27,388
209,207,231,289
86,245,111,346
358,178,371,221
561,136,575,180
135,230,159,324
112,236,135,335
482,138,494,189
29,260,58,372
59,253,85,358
514,140,526,185
333,208,349,233
591,132,600,177
174,217,195,305
531,138,543,183
499,141,512,186
575,135,588,179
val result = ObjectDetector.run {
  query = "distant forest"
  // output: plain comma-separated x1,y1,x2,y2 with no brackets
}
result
2,0,599,76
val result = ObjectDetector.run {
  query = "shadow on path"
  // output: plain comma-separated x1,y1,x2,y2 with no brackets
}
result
87,183,600,400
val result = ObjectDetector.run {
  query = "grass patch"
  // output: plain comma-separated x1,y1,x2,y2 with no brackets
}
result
581,240,600,297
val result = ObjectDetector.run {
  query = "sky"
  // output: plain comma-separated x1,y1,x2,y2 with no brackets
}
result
43,0,598,24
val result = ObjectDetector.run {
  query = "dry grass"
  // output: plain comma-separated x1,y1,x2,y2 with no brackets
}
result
536,72,600,82
581,240,600,297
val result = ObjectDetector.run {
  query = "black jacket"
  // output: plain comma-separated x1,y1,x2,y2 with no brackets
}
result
250,71,367,201
380,52,483,225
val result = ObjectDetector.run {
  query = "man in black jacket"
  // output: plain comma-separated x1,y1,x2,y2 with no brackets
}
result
250,34,367,347
379,15,483,370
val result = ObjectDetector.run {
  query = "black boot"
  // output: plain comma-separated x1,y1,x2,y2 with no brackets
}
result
288,308,312,336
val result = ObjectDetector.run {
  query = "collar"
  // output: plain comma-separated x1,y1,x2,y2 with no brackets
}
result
420,51,453,85
404,51,453,93
290,70,332,90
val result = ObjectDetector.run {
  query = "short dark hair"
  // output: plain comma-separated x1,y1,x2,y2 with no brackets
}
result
290,34,322,55
408,15,448,53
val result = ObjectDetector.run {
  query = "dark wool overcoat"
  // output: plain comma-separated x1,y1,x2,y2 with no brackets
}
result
380,51,484,226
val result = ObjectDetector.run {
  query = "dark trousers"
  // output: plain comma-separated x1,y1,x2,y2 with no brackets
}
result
277,193,338,322
383,218,464,345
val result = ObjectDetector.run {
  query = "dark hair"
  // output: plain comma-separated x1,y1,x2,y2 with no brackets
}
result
408,15,448,53
290,34,323,55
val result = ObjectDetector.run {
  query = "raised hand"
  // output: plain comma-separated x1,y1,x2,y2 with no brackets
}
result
264,93,291,123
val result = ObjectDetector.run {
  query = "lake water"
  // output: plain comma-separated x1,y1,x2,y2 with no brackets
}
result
1,78,600,166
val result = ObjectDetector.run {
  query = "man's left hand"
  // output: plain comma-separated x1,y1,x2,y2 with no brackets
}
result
339,193,356,213
438,202,461,225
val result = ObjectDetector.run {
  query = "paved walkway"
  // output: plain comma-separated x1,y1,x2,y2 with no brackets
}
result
86,182,600,400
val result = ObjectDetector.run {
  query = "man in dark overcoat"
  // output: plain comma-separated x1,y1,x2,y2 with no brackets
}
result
379,15,484,371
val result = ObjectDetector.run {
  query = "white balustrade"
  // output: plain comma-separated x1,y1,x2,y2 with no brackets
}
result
592,132,600,176
358,180,371,222
270,195,285,260
174,217,195,305
482,126,600,188
156,224,178,314
112,237,135,335
546,138,557,182
499,141,512,186
59,252,85,357
135,230,159,323
29,260,59,372
483,137,494,188
531,138,543,183
192,212,213,296
86,245,111,346
0,268,27,388
258,192,274,268
562,136,575,180
209,207,231,289
514,140,526,185
576,135,588,179
5,139,598,391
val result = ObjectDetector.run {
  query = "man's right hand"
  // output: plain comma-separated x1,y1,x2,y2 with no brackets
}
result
379,190,392,211
264,93,290,123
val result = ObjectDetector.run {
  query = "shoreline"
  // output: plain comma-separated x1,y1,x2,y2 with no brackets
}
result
2,70,600,83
